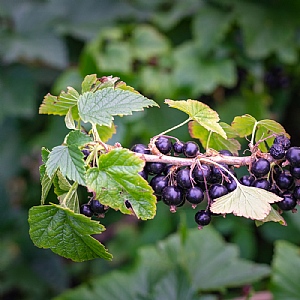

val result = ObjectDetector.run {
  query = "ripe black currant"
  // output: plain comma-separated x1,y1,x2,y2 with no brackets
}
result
211,163,229,182
80,204,93,217
225,175,237,192
176,168,192,189
186,186,204,205
275,172,294,190
192,164,211,182
290,166,300,179
251,158,270,178
138,169,148,180
146,162,166,175
239,175,255,186
293,186,300,199
173,141,184,154
251,178,270,190
155,136,172,154
162,186,184,206
274,135,291,150
81,149,90,159
183,141,199,158
219,149,233,156
277,192,297,211
131,144,150,154
269,143,285,159
90,199,107,214
150,175,169,196
209,183,228,199
195,210,211,227
286,147,300,167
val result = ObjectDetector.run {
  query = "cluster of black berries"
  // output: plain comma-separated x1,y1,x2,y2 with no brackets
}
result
131,137,238,228
80,199,109,218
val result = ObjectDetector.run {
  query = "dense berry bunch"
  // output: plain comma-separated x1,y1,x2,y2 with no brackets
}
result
80,199,109,218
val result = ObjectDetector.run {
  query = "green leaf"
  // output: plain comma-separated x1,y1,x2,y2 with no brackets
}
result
39,87,79,116
96,123,116,143
60,182,79,213
78,87,158,127
86,148,156,220
189,121,240,155
231,114,257,137
53,171,71,197
165,99,227,139
81,74,98,93
66,130,92,147
46,145,86,185
270,240,300,299
210,182,283,220
255,207,286,227
40,148,52,205
28,203,112,262
54,227,270,300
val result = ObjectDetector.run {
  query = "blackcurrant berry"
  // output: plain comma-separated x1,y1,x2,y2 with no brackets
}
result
277,192,297,211
90,199,107,214
251,158,270,178
80,204,93,217
192,164,212,182
290,166,300,179
155,136,172,154
286,147,300,167
173,141,184,154
293,186,300,199
131,144,150,154
176,168,192,189
138,168,148,180
276,172,294,190
211,163,229,182
219,149,233,156
162,186,184,206
183,141,199,158
81,149,90,159
146,162,166,175
251,178,270,190
225,175,237,192
150,175,169,196
209,183,228,199
274,135,291,150
186,186,204,205
195,210,211,227
269,143,285,159
239,175,255,186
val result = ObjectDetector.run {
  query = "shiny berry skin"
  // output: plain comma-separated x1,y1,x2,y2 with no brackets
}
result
251,158,270,178
186,186,204,205
138,169,148,180
286,147,300,167
150,175,168,196
195,210,211,226
146,162,165,175
131,144,150,154
176,168,192,189
211,163,229,182
90,200,106,214
251,178,270,190
269,144,285,159
209,183,228,199
274,135,291,150
276,172,294,190
293,186,300,199
173,141,184,154
219,149,233,156
155,136,172,154
277,192,297,211
239,175,255,186
192,164,211,182
290,166,300,179
80,204,93,217
162,186,184,206
183,141,199,158
82,149,90,159
225,175,237,192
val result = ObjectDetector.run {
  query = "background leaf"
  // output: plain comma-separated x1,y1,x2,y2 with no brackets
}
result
78,87,158,127
231,114,257,137
165,99,227,139
28,203,112,262
86,148,156,220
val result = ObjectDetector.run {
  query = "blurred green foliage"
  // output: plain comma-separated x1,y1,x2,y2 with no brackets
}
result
1,0,300,299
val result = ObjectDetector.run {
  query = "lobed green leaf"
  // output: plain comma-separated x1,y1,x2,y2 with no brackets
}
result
255,207,286,227
86,148,156,220
165,99,227,139
95,123,117,143
28,203,112,262
231,114,257,137
78,87,158,127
